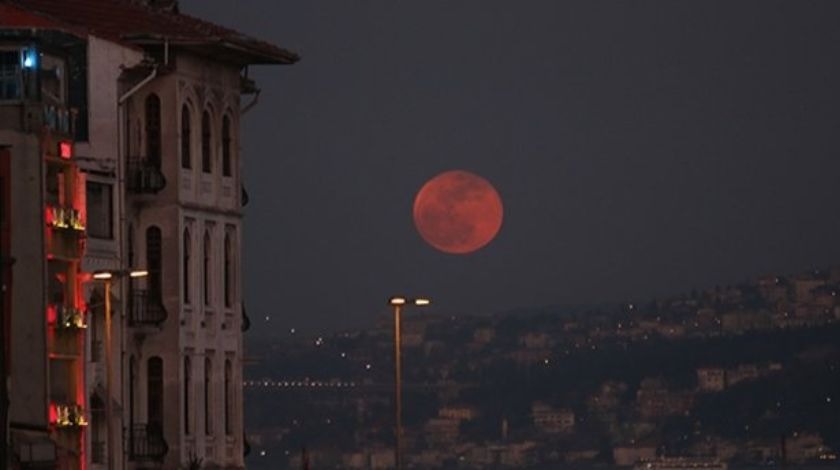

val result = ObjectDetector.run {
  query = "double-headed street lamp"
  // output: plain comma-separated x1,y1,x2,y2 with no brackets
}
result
388,296,430,470
91,269,147,470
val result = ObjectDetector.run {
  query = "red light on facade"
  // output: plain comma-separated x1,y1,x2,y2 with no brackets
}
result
49,403,58,424
59,141,73,159
47,305,58,325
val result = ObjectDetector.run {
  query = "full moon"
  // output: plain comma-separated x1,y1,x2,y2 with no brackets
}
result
413,170,504,254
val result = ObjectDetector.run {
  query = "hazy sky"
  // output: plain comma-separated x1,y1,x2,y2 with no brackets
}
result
182,0,840,336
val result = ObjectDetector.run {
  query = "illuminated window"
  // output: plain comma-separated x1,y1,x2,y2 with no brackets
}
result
201,111,211,173
145,94,161,168
222,115,232,177
181,104,192,169
183,229,191,304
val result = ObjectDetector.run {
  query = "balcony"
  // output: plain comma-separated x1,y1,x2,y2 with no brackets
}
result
128,424,168,462
128,289,167,327
51,403,88,429
127,157,166,194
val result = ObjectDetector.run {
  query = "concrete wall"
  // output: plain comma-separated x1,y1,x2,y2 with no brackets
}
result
79,36,144,470
1,130,48,430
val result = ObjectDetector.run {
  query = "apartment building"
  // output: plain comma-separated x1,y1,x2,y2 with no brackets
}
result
1,1,297,468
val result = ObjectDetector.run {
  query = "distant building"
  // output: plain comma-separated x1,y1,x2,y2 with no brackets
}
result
531,402,574,434
2,0,298,468
439,405,479,421
519,332,553,349
697,367,726,392
472,326,495,344
424,417,461,446
613,444,657,466
636,378,693,418
634,456,728,469
721,311,772,333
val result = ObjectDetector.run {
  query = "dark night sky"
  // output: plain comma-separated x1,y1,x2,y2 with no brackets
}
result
182,0,840,336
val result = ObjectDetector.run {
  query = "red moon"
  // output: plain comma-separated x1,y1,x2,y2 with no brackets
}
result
413,170,504,254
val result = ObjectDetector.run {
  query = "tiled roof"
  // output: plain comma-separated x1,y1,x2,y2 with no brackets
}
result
0,3,70,29
3,0,298,65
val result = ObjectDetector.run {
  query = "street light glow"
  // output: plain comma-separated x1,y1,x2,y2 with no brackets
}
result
93,269,148,280
389,296,407,306
414,298,431,306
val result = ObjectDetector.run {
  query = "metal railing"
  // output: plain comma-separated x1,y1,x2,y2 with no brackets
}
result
128,424,168,461
91,441,105,464
128,289,167,327
126,157,166,194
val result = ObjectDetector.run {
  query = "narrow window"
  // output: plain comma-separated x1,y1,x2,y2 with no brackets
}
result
145,94,161,169
0,50,22,100
183,229,191,304
181,104,192,169
201,111,211,173
127,224,135,267
129,356,136,429
86,182,113,239
203,231,211,306
224,359,232,435
222,115,232,177
148,357,163,429
146,226,162,303
204,358,213,435
184,356,191,435
224,233,232,308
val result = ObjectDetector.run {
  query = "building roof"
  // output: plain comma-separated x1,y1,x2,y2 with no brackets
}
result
2,0,299,65
0,3,73,30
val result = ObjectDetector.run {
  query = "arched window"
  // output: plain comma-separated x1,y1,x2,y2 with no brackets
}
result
222,115,232,177
203,231,211,305
127,224,135,269
145,94,161,168
224,359,232,435
146,226,162,302
148,357,163,429
181,104,192,169
224,233,232,308
183,229,191,304
184,355,191,435
201,111,211,173
204,357,213,435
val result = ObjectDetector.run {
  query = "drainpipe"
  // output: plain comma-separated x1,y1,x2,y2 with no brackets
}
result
240,89,260,115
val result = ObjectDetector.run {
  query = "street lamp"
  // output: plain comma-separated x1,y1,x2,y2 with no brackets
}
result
91,269,147,470
388,295,430,470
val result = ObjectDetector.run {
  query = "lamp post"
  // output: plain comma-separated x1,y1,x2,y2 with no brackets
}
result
92,269,147,470
388,296,430,470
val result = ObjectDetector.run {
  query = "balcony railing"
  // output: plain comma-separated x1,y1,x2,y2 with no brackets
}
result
127,157,166,194
91,441,105,464
128,424,168,461
128,289,167,327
